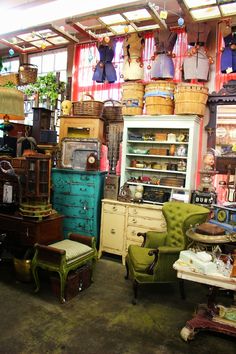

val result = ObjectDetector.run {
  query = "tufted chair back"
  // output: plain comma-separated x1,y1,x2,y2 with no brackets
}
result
162,201,210,249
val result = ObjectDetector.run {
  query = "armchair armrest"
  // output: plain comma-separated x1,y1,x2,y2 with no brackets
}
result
68,233,96,249
158,246,183,254
34,243,65,266
137,232,147,247
146,246,183,277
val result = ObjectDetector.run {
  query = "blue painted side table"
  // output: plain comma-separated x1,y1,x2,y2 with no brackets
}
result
51,168,106,245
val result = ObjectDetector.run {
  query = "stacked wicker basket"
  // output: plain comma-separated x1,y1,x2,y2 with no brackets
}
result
120,80,209,117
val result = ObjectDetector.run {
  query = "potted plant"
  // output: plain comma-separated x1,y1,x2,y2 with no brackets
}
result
24,72,66,109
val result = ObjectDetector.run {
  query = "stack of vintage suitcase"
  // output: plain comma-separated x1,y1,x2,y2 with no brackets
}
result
50,263,92,301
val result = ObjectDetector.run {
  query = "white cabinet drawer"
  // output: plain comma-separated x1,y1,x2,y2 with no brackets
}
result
126,237,143,252
127,216,166,230
128,206,163,220
103,202,126,214
126,226,148,243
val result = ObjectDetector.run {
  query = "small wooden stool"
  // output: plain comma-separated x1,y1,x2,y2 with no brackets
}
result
31,233,97,303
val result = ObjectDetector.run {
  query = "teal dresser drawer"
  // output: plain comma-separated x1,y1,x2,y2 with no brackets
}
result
53,203,94,219
63,217,94,236
51,168,106,244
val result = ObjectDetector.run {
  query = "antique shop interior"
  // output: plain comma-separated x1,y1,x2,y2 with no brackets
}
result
0,0,236,353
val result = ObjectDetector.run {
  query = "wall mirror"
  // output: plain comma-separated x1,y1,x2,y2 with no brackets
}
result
206,80,236,175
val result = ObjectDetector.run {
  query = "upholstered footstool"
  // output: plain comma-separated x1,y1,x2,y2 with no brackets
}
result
31,233,97,303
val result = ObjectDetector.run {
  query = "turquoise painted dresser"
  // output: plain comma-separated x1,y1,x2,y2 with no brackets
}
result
51,168,106,245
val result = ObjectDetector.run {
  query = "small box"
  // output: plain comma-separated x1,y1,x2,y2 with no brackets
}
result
148,148,168,155
50,263,92,301
155,133,167,141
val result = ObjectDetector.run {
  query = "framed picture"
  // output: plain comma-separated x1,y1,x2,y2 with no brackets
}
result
61,138,100,169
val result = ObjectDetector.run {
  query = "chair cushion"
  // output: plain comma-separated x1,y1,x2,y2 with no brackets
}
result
50,240,93,261
128,245,154,273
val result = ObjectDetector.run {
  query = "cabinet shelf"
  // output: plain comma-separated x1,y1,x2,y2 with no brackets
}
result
126,153,188,159
127,140,188,145
126,167,186,175
126,181,187,190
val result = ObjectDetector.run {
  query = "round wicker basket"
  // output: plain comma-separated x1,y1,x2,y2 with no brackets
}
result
102,99,123,121
72,93,104,117
174,83,209,116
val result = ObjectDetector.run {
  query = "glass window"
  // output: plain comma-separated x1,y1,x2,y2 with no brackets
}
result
28,48,68,80
1,58,19,73
42,53,54,73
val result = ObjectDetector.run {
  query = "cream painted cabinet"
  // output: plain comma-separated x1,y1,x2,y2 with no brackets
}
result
98,199,166,265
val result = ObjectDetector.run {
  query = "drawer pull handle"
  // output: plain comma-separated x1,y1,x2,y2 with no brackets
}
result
132,219,137,224
112,206,117,211
111,229,116,234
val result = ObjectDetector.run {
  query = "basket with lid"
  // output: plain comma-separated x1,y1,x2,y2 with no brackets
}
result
72,93,104,117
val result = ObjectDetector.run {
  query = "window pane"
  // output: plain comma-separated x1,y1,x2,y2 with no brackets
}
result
1,58,19,73
59,70,67,82
42,53,54,72
29,56,42,73
55,50,67,71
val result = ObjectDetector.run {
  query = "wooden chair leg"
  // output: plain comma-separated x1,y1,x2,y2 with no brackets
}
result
179,279,186,300
125,260,129,280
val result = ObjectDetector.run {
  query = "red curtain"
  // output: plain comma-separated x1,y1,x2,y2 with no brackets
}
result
72,30,188,101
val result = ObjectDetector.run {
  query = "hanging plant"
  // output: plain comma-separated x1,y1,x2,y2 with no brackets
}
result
24,72,66,108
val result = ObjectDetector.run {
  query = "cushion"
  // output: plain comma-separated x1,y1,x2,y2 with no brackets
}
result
195,222,226,236
50,240,92,261
128,245,154,272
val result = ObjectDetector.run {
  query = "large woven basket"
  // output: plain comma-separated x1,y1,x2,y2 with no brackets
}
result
121,82,144,115
72,93,104,117
174,83,209,116
18,63,38,85
0,72,19,86
102,99,123,121
145,81,175,115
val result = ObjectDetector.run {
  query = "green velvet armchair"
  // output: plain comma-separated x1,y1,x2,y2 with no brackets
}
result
125,201,210,304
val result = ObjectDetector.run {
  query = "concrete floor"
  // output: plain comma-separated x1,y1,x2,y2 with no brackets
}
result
0,255,235,354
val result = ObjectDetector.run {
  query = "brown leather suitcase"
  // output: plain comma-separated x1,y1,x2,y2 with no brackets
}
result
195,222,226,236
50,263,92,301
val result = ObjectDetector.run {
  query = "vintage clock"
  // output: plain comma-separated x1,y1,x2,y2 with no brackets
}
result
86,152,99,171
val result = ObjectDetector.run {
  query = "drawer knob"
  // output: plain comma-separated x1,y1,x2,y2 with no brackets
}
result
112,206,117,211
111,229,116,234
132,219,137,224
132,230,136,236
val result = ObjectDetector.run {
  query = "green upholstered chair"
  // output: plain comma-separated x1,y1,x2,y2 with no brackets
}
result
31,233,97,303
125,201,210,304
